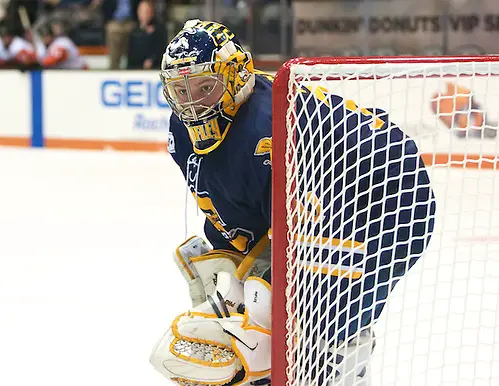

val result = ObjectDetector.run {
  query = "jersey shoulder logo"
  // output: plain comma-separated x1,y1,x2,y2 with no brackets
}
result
254,137,272,165
254,137,271,156
254,137,272,166
168,131,176,154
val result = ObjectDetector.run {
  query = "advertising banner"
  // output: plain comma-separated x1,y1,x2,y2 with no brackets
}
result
294,0,499,56
43,71,172,150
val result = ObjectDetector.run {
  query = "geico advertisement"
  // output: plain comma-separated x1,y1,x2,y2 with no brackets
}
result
0,71,31,138
43,71,172,141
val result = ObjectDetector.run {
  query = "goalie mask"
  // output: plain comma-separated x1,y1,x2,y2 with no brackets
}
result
160,19,255,154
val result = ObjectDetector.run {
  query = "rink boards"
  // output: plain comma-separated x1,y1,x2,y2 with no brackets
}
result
0,69,498,167
0,70,172,151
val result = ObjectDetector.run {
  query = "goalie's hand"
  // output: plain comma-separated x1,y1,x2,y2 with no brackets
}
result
150,271,271,386
173,236,244,307
173,236,271,307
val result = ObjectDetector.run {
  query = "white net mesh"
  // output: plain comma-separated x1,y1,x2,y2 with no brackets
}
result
282,60,499,386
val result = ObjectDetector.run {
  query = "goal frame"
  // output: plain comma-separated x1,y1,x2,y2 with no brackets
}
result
270,55,499,386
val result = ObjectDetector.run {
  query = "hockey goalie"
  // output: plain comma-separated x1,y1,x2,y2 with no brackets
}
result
149,19,436,386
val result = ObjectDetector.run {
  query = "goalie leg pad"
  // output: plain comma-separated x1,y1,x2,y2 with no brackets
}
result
243,277,271,330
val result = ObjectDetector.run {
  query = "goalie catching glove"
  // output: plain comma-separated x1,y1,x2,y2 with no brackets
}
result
150,271,271,386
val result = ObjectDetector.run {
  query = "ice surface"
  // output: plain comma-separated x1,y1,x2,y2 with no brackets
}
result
370,166,499,386
1,148,498,386
0,148,204,386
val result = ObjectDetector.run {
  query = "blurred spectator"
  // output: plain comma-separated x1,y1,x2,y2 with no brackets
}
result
127,0,166,69
0,21,37,69
41,0,99,25
100,0,140,69
0,0,9,21
35,0,104,46
35,19,88,69
4,0,39,36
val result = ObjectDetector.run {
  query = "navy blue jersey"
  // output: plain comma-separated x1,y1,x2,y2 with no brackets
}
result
168,74,436,354
295,86,436,265
291,86,436,348
168,74,274,255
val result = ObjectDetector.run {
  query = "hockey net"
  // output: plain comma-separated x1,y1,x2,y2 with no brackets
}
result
271,57,499,386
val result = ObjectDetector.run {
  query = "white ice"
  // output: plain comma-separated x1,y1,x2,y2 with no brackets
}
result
1,148,499,386
0,148,205,386
371,166,499,386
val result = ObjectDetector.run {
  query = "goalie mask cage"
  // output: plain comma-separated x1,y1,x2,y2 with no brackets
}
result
271,56,499,386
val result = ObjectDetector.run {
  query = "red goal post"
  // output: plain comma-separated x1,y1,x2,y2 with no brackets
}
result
271,56,499,386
